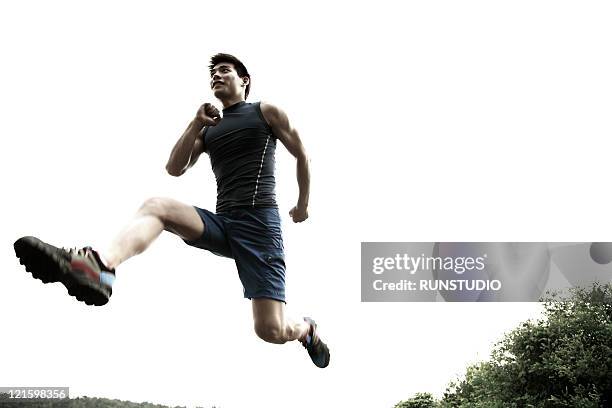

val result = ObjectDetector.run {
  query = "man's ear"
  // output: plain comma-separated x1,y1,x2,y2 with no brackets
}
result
242,76,250,86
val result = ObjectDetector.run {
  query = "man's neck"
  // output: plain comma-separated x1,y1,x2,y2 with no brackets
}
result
220,96,245,109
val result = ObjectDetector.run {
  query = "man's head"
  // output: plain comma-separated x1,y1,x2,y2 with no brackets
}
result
208,53,250,100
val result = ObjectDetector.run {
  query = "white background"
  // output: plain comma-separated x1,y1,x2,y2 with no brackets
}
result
1,1,611,407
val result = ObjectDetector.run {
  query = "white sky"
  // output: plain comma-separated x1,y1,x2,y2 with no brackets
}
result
1,1,611,407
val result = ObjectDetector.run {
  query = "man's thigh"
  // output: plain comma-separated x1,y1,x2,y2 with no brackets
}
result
179,205,233,258
151,197,205,242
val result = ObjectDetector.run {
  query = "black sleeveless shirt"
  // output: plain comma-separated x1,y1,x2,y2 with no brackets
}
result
202,101,277,213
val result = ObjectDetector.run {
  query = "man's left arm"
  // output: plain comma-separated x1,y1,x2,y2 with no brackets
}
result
260,102,310,223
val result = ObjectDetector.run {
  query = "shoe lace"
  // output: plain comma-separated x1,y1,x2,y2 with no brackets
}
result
62,246,91,257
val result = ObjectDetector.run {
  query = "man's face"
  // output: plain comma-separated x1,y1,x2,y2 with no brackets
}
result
210,62,247,100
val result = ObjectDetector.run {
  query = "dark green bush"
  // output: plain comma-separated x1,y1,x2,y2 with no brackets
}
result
397,283,612,408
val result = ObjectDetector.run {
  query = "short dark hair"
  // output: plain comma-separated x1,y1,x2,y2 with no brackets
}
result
209,53,251,99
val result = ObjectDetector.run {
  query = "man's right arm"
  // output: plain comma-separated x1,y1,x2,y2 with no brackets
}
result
166,103,220,177
165,118,205,177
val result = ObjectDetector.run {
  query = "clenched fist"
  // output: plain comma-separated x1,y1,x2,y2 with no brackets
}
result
195,103,221,127
289,205,308,223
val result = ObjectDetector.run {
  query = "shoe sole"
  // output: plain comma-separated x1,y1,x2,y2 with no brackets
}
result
14,236,109,306
63,267,110,306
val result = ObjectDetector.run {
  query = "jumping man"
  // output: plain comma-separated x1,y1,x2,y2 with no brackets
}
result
14,53,330,368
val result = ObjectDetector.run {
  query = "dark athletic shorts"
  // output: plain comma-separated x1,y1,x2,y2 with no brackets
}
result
183,206,286,302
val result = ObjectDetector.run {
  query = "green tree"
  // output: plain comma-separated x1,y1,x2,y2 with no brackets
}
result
395,392,438,408
440,283,612,407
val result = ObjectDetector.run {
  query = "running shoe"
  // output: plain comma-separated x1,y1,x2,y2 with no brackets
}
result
301,317,330,368
14,236,114,306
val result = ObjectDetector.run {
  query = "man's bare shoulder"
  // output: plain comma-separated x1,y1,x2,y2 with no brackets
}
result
259,101,287,127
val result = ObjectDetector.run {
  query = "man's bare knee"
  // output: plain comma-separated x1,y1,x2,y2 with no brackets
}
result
254,321,285,344
136,197,203,241
138,197,170,223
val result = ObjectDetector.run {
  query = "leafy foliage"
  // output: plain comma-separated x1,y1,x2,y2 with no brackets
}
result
397,283,612,408
394,392,438,407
